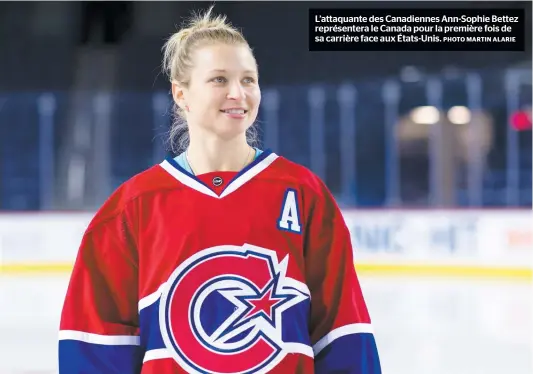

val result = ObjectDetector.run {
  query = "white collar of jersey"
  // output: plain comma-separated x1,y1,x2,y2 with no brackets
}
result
159,149,278,199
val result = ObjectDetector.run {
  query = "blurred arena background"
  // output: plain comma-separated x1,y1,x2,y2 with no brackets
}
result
0,1,531,373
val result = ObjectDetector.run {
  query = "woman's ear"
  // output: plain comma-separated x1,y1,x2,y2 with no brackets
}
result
172,82,187,111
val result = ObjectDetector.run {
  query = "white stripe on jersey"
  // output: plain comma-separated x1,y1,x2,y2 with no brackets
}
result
142,343,314,364
283,342,314,358
58,330,140,345
159,151,279,199
313,323,374,356
138,282,167,312
219,153,278,198
143,348,172,363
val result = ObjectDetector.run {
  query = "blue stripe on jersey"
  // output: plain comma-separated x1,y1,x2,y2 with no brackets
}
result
314,333,381,374
58,340,144,373
280,294,312,345
139,299,165,351
139,291,312,354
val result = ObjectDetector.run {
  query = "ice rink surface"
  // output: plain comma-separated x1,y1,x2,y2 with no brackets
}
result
0,274,531,374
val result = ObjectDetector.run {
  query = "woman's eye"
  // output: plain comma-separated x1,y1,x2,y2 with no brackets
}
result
211,76,256,84
212,76,227,83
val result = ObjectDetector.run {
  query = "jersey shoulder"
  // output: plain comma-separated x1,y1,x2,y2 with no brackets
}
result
87,163,180,230
270,156,332,198
268,156,342,221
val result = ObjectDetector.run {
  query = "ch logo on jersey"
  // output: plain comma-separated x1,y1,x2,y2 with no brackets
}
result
159,244,309,374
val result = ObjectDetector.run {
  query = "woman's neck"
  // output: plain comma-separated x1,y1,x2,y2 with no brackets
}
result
186,135,253,175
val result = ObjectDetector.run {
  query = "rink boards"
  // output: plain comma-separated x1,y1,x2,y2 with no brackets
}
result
0,209,531,279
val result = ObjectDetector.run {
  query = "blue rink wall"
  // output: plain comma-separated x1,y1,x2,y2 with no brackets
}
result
0,209,531,280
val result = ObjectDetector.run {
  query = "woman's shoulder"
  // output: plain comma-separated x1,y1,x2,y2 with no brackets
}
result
268,153,332,198
87,162,181,229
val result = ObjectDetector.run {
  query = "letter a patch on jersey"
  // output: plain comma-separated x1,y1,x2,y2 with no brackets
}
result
277,188,302,234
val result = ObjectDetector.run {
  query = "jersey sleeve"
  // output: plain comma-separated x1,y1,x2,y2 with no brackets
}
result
58,211,143,373
304,182,381,374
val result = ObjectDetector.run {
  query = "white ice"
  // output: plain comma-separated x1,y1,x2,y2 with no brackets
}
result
0,274,531,374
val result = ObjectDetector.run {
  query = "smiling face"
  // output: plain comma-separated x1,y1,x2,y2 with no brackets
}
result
173,43,261,142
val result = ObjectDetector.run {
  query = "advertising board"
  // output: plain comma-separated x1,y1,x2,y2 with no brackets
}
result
0,210,530,278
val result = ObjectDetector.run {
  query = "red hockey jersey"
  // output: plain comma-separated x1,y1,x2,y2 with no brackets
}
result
58,149,381,374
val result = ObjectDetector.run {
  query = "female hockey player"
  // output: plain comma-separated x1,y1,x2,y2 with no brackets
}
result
58,6,382,374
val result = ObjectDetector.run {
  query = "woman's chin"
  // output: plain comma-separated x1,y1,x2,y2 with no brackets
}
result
213,120,253,138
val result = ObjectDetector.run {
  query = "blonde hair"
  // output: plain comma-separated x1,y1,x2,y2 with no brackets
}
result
161,5,260,153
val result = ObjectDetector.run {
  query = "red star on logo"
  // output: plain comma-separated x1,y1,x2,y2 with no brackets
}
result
229,274,298,330
241,284,286,322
